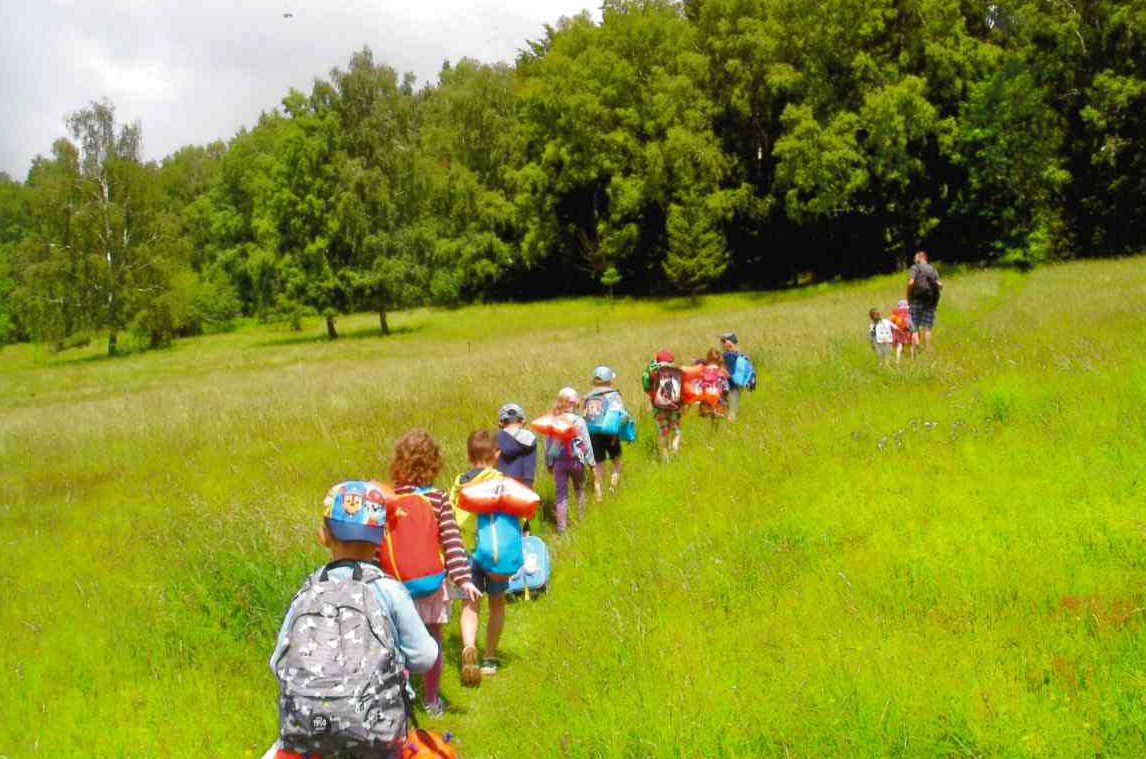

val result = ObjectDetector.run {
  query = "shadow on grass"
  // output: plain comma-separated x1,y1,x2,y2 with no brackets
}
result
52,345,145,366
253,324,424,348
658,295,704,312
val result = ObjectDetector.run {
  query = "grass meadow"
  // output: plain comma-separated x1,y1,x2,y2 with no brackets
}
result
2,257,1145,758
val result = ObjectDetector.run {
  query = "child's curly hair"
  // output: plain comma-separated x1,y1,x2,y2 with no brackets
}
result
390,429,443,487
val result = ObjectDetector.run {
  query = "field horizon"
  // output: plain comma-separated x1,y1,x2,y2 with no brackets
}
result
2,256,1145,758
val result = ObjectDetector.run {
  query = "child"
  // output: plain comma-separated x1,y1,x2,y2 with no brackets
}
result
453,430,523,686
270,481,438,759
719,332,751,421
696,349,731,422
869,309,894,366
890,299,914,362
387,430,481,717
545,387,596,533
644,349,683,460
583,366,626,502
495,403,538,532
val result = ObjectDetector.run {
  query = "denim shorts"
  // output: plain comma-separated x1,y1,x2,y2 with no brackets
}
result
471,556,510,597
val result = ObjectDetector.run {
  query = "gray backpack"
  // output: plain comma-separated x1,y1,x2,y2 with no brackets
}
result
273,560,409,757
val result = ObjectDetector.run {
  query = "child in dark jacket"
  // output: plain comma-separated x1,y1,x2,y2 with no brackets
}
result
495,403,537,489
495,402,537,533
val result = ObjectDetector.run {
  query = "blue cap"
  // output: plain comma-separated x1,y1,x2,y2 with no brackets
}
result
593,366,615,383
323,481,387,544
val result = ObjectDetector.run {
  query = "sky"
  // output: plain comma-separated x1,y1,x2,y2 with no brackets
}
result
0,0,596,179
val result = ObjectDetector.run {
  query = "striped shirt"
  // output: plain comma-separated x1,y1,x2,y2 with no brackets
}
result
393,484,471,588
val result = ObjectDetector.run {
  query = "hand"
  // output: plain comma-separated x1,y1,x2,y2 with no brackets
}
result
460,582,482,603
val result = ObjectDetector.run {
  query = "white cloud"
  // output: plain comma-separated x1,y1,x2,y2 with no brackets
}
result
89,57,173,100
0,0,597,178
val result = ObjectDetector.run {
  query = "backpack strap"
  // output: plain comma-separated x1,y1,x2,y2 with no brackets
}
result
319,558,381,583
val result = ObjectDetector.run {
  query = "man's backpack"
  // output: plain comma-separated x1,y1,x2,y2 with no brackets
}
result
650,365,684,410
377,492,446,599
913,267,941,306
584,389,627,436
274,560,408,757
474,512,525,581
730,354,757,391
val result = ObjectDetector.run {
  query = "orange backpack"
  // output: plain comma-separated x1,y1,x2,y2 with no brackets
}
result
402,729,460,758
377,492,446,598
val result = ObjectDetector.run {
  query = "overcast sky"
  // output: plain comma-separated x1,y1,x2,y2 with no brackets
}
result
0,0,596,179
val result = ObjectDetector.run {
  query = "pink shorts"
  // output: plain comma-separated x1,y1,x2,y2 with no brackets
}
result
414,583,452,625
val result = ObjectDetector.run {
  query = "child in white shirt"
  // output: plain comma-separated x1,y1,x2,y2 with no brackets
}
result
869,309,894,366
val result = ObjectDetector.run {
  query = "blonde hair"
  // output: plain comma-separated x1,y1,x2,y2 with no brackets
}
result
390,429,443,487
551,386,579,415
705,348,722,365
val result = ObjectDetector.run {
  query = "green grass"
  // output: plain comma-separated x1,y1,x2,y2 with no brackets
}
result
2,259,1145,757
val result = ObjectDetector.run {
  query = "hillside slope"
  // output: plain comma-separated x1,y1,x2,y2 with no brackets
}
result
1,260,1144,758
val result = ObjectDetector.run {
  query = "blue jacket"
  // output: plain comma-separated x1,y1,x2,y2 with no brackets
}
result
496,428,537,486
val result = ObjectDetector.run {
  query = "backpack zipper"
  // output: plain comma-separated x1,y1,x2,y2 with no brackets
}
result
491,519,499,564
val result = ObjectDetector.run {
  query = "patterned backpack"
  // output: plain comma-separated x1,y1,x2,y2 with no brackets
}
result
273,560,408,757
584,389,627,436
650,365,684,411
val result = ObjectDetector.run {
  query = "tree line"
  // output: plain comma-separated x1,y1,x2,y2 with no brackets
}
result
1,0,1142,355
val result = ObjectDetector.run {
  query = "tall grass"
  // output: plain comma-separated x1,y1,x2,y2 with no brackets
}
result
1,260,1144,757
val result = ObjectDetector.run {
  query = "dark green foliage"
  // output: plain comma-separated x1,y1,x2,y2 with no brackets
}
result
3,0,1143,351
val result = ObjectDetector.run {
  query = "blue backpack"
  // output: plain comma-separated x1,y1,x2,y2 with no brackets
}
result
731,354,757,390
584,389,627,436
507,535,551,598
474,512,524,579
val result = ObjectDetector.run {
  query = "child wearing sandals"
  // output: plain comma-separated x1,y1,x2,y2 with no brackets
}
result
452,430,519,686
387,430,481,717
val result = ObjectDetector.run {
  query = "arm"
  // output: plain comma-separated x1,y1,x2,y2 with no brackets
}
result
376,580,439,673
431,492,475,592
576,418,596,468
497,432,528,462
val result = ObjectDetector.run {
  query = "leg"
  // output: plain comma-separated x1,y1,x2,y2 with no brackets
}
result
593,462,604,503
485,594,507,660
670,419,682,454
727,388,741,421
572,465,587,522
655,411,671,462
460,597,481,686
553,462,570,534
423,623,443,705
610,456,622,491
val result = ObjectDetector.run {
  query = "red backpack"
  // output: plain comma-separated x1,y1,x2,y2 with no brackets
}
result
377,491,446,598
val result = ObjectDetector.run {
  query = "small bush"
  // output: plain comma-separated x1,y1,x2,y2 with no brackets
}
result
191,276,242,333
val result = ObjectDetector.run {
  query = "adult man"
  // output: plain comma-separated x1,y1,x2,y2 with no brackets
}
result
907,250,942,351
